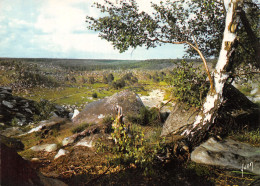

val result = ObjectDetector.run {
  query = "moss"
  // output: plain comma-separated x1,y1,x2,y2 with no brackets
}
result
18,149,37,160
230,129,260,146
186,162,211,177
71,123,93,134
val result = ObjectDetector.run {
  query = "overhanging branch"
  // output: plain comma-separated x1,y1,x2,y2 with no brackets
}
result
150,37,215,93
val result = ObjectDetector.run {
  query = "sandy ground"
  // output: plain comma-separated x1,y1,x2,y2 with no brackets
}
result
139,89,166,108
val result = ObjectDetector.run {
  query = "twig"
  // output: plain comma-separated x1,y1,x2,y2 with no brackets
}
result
233,71,260,77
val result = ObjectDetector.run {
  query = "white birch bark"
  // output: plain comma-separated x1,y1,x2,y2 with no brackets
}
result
181,0,243,137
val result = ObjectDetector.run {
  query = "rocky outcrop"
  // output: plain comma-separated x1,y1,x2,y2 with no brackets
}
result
0,87,69,126
62,121,112,146
0,143,67,186
26,117,68,137
191,137,260,175
73,90,145,125
161,103,199,136
0,87,38,126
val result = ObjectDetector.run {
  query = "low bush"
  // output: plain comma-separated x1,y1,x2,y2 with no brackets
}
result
92,92,98,98
33,99,56,122
167,60,209,108
96,122,164,175
230,129,260,145
127,107,161,126
111,79,126,89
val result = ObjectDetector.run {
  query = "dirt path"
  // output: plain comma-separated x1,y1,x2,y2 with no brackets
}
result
139,89,166,108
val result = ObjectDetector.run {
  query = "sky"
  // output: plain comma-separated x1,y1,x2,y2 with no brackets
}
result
0,0,185,60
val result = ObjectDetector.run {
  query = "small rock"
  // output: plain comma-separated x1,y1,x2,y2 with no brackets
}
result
54,149,69,159
31,158,40,162
71,109,80,119
27,124,45,134
62,137,74,146
76,138,94,148
30,144,58,152
75,134,107,148
2,100,15,109
97,114,105,119
25,108,33,114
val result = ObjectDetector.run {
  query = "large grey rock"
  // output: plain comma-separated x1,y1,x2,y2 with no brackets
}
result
73,90,145,125
161,103,198,136
191,137,260,175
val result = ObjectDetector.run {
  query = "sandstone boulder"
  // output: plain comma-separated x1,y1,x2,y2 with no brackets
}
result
73,90,145,125
161,103,198,136
191,137,260,175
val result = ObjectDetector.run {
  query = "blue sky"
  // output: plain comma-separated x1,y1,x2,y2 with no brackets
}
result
0,0,185,60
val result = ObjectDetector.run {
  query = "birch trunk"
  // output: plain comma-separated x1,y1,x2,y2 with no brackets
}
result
180,0,244,147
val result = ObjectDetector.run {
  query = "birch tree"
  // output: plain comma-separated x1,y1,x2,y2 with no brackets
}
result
86,0,258,147
181,0,245,145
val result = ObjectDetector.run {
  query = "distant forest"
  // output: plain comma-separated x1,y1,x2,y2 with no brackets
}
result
0,57,216,71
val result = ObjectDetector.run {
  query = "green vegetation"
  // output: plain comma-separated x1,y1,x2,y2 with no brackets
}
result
33,99,56,122
71,123,93,134
126,107,161,126
167,61,209,108
230,129,260,146
92,92,98,98
97,122,164,175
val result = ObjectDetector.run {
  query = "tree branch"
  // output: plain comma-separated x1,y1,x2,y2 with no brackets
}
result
221,0,227,15
232,71,260,77
155,38,215,93
150,37,215,93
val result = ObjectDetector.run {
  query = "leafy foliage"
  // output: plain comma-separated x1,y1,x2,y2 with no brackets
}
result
111,79,126,89
86,0,223,55
87,0,259,78
97,123,163,174
230,128,260,145
127,107,161,126
33,99,56,122
167,61,209,108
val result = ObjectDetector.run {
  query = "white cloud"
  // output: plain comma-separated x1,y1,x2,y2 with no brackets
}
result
0,0,185,59
35,1,85,33
33,0,164,56
33,0,122,56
